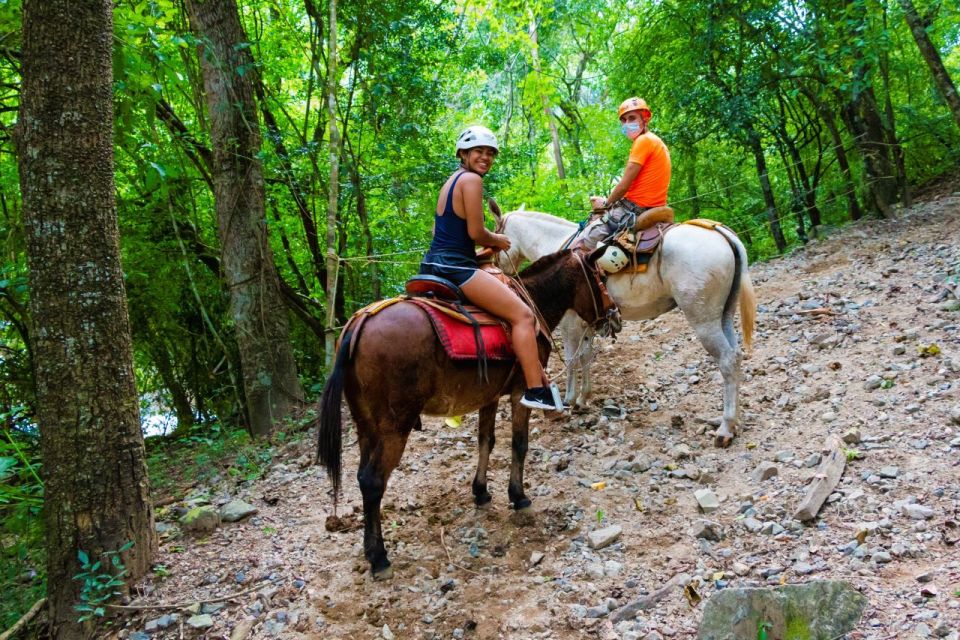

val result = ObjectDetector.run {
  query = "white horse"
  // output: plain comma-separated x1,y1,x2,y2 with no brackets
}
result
493,208,756,447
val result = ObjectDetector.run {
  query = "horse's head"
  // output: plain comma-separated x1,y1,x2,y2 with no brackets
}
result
579,249,622,338
519,249,621,338
488,198,525,275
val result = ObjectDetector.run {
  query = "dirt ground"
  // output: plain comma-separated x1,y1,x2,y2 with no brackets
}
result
125,188,960,640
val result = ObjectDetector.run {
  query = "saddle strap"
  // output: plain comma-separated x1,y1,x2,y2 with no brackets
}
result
453,300,489,382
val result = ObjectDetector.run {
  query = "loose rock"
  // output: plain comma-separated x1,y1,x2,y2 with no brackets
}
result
220,499,258,523
587,525,623,550
750,461,778,482
698,581,866,639
694,488,720,514
179,507,220,536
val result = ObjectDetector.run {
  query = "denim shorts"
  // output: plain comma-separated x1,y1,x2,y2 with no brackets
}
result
419,251,480,287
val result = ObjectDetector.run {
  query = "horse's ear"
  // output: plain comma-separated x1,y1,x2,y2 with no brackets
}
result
487,198,502,223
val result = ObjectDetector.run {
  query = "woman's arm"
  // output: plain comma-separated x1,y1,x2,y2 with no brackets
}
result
460,173,510,249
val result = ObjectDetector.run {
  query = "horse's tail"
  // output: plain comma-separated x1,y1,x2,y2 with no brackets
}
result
317,329,353,509
714,226,755,355
739,271,756,355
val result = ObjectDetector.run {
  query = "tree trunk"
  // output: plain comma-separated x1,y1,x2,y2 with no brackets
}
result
803,87,862,220
16,0,155,635
349,157,380,300
186,0,303,437
899,0,960,132
840,0,897,218
324,0,342,370
842,86,897,218
746,128,786,252
149,336,195,435
880,7,911,208
775,140,808,243
529,13,566,180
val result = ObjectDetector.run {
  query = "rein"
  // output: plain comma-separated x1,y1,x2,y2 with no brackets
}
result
575,252,618,336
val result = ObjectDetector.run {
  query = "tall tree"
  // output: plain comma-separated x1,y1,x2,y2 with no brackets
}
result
528,9,566,180
899,0,960,132
324,0,342,369
15,0,155,635
186,0,304,437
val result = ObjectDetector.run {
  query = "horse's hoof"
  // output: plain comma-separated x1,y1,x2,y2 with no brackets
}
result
713,433,734,448
474,492,492,508
512,498,532,511
372,565,394,581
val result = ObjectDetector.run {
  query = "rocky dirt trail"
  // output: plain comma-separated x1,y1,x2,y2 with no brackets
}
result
126,190,960,640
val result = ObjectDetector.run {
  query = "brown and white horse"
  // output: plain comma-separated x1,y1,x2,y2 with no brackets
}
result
317,249,620,578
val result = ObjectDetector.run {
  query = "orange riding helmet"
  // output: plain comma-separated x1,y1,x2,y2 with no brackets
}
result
618,97,651,120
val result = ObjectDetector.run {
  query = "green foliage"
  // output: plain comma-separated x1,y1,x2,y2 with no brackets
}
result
0,429,45,630
146,422,273,496
73,542,134,622
0,0,959,627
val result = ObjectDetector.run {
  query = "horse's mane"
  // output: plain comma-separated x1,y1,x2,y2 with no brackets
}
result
519,249,572,279
507,209,578,228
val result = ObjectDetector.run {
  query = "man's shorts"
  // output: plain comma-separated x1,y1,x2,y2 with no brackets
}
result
419,251,480,287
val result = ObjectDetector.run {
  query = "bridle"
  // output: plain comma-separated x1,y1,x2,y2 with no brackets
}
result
574,251,621,339
489,205,619,337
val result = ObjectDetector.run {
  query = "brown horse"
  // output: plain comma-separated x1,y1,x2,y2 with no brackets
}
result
317,249,620,578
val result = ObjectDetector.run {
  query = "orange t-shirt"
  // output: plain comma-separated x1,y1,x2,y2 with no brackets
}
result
624,131,671,208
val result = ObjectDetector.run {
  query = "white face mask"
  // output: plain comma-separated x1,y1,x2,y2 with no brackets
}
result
621,122,642,140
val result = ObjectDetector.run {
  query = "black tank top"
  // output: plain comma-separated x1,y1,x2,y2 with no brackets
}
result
428,171,475,257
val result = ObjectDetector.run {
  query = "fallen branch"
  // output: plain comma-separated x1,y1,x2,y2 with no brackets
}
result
794,435,846,521
439,526,480,576
610,572,691,622
0,598,46,640
797,307,838,316
106,580,267,611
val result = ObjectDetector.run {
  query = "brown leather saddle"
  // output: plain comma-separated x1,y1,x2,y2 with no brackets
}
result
612,221,677,273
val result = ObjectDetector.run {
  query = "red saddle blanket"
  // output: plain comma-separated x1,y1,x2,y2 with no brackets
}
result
405,298,514,362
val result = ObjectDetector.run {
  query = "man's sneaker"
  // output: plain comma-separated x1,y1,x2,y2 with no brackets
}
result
520,386,564,411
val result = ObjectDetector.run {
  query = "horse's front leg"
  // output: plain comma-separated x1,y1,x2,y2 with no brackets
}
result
472,402,498,507
507,393,532,510
560,313,591,406
577,329,596,407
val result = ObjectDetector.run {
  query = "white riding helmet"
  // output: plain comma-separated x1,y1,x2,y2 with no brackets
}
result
595,242,629,274
456,125,499,153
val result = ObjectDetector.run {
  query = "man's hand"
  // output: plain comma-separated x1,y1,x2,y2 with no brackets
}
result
589,195,607,210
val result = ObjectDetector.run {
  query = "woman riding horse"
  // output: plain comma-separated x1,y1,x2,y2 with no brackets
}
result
317,248,618,578
419,126,562,411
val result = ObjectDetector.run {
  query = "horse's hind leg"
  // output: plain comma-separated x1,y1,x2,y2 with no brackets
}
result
690,320,741,448
472,402,497,507
507,395,532,510
356,417,414,579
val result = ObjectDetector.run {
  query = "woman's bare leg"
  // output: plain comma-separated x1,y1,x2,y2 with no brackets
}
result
460,270,547,389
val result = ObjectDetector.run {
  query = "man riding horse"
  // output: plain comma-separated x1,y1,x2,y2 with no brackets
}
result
584,97,673,271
